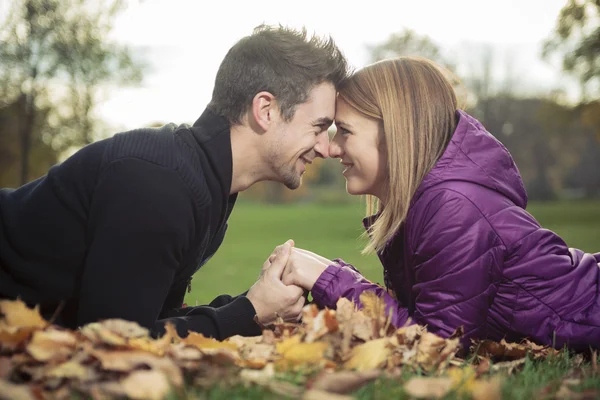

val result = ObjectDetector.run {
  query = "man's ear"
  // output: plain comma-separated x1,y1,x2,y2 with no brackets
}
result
250,91,278,132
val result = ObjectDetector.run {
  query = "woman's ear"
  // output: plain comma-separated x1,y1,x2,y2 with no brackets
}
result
250,91,278,132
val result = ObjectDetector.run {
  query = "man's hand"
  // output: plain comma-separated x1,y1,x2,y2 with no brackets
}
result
281,248,332,291
247,240,306,325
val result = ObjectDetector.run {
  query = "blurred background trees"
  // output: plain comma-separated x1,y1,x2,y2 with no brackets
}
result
0,0,143,187
0,0,598,202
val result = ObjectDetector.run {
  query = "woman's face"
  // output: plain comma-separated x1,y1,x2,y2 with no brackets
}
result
330,98,388,201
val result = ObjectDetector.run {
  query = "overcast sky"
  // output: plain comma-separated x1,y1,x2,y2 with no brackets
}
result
87,0,573,131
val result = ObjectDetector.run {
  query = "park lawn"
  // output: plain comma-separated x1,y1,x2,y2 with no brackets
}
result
183,199,600,399
186,199,600,305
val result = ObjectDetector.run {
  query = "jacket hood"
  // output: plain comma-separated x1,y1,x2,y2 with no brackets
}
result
412,110,527,208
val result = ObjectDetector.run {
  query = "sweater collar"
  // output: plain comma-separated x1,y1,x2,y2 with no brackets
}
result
189,108,234,200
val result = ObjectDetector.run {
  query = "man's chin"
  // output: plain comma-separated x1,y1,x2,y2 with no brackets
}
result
284,177,302,190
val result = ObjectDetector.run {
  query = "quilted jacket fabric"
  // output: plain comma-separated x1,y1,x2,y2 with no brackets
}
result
312,110,600,351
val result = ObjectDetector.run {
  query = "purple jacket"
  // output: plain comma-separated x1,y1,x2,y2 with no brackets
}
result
312,110,600,351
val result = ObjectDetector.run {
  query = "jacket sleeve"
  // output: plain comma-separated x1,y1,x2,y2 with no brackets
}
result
408,189,502,343
312,189,501,346
311,260,410,328
79,158,260,340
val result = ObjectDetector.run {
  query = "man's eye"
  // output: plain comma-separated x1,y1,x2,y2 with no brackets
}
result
339,128,351,135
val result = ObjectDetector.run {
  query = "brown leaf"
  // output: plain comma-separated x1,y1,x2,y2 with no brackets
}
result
97,370,172,400
89,348,182,387
0,328,33,351
0,380,37,400
310,370,380,393
404,377,453,399
45,358,98,381
395,324,425,345
471,376,503,400
490,358,526,375
0,300,47,330
303,389,353,400
26,329,77,362
80,319,149,346
344,338,391,371
416,332,459,371
335,298,356,324
475,339,558,360
0,358,12,379
305,308,339,343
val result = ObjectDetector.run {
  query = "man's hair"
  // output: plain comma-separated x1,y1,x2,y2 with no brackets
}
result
208,24,349,124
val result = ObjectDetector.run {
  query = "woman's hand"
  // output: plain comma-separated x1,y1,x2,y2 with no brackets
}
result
281,248,332,290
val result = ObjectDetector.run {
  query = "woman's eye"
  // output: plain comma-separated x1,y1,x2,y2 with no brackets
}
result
339,128,351,135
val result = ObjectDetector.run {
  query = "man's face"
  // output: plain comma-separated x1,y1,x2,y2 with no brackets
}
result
267,82,336,189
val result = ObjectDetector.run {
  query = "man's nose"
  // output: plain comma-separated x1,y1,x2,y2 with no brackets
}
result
329,135,342,158
314,131,330,158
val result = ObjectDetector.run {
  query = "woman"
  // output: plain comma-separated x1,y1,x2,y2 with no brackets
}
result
281,57,600,351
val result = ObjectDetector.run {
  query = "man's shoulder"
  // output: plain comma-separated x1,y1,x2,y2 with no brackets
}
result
102,123,181,169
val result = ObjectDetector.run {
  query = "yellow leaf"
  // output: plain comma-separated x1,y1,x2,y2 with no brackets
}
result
344,338,391,371
46,359,97,381
276,336,328,366
183,332,238,351
26,328,77,362
0,299,47,329
359,291,386,319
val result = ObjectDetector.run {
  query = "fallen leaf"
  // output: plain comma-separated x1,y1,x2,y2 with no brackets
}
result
475,339,558,360
98,369,172,400
491,358,526,375
0,380,37,400
26,329,77,362
344,338,391,371
404,377,453,399
471,376,503,400
277,336,329,367
0,329,33,351
89,348,182,387
303,389,353,400
183,332,238,351
45,358,97,381
310,370,380,393
0,300,47,329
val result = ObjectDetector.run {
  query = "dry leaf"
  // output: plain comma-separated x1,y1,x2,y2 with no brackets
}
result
404,377,454,399
476,339,558,360
0,300,47,329
471,376,503,400
303,389,353,400
277,336,328,366
45,358,97,381
26,329,77,362
89,348,182,387
310,370,380,393
344,338,391,371
0,380,37,400
121,370,172,400
183,332,238,351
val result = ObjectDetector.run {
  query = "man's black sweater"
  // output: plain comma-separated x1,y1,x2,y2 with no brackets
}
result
0,109,262,339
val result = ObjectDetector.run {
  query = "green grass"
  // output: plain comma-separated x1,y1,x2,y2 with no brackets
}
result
182,352,599,399
186,199,600,305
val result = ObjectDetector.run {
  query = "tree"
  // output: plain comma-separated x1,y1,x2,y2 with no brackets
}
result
543,0,600,100
368,28,450,66
0,0,143,185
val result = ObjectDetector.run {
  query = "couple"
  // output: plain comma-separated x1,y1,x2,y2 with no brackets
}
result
1,25,598,351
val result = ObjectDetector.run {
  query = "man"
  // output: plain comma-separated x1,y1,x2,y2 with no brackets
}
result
0,25,349,339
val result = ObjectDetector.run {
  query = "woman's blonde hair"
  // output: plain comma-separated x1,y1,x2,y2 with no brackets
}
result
338,57,458,254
